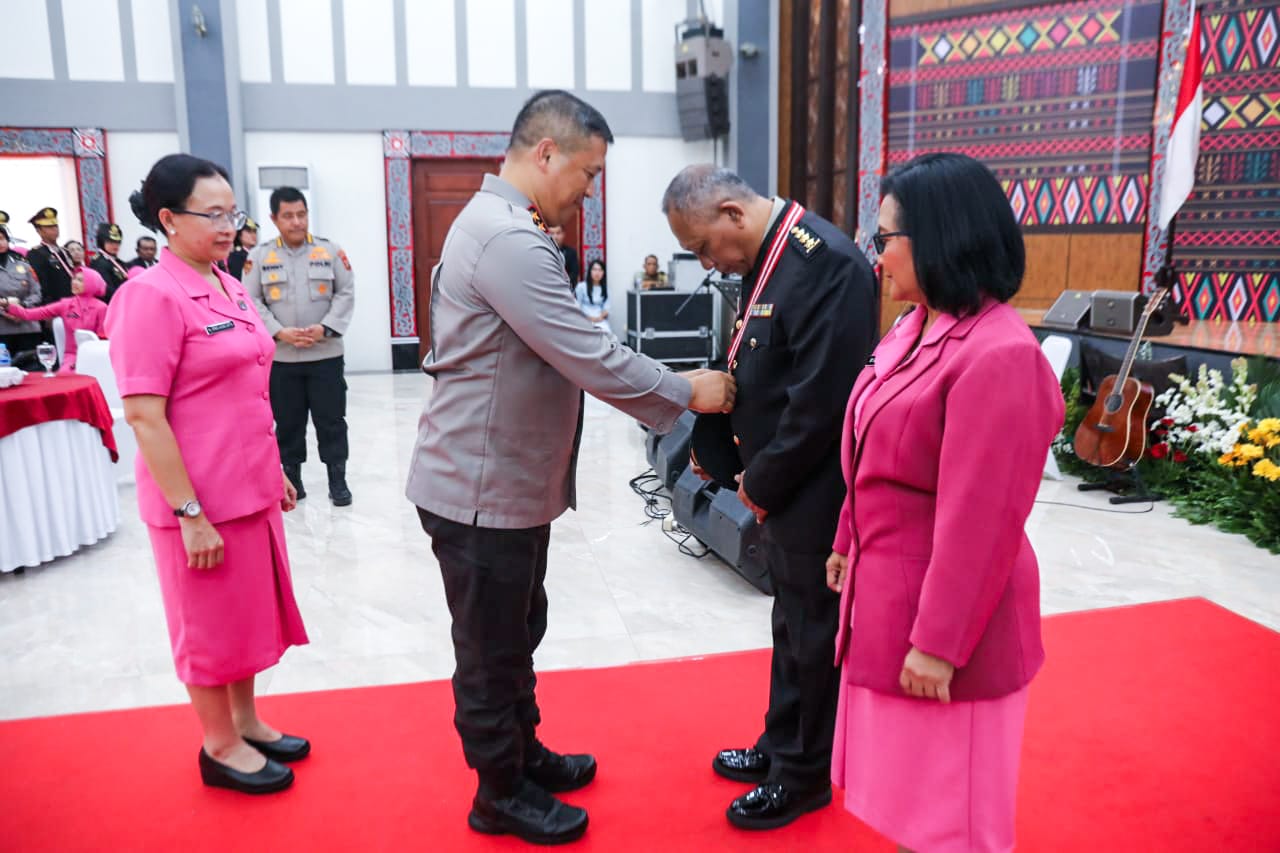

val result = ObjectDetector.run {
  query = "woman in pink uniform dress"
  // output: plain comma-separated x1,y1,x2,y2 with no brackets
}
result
0,267,107,372
106,154,310,795
825,153,1065,853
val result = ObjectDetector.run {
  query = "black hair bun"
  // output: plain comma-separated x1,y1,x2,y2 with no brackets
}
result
129,188,159,233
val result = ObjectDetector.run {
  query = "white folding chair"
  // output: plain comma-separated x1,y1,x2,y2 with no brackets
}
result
75,340,136,486
1040,335,1073,480
74,328,101,346
52,316,66,365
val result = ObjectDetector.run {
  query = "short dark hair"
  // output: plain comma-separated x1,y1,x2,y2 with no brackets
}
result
510,90,614,153
137,236,157,248
130,154,230,233
269,186,307,216
644,254,658,263
881,152,1024,316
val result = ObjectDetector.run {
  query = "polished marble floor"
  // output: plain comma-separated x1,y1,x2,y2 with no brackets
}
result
2,372,1277,721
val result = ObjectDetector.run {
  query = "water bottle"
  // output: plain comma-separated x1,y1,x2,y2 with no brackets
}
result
0,343,10,366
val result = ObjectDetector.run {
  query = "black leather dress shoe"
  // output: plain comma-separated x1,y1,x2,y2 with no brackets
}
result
468,778,588,845
243,733,311,762
713,747,770,783
198,748,294,794
526,746,597,793
726,782,832,830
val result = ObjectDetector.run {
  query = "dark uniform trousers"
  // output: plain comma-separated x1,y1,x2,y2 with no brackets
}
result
269,356,349,466
754,534,841,791
417,508,551,795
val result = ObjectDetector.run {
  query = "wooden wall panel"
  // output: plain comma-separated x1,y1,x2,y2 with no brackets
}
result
1066,233,1145,294
1016,234,1071,311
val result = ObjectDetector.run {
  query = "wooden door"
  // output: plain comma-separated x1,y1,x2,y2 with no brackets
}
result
411,158,502,361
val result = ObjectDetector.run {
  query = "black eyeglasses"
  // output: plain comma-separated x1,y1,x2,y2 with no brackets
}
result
172,208,248,230
872,231,908,254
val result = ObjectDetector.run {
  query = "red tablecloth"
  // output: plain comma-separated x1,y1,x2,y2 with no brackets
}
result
0,374,118,461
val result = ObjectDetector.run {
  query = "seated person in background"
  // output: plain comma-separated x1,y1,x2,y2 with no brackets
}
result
575,259,613,337
0,268,108,372
636,254,669,290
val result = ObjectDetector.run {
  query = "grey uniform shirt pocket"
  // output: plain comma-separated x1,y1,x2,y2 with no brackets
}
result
307,262,335,301
261,265,289,303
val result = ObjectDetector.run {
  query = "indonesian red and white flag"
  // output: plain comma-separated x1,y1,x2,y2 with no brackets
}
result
1157,5,1205,230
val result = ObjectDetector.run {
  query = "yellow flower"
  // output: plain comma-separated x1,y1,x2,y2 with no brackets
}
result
1238,443,1265,461
1239,421,1252,436
1248,427,1271,446
1253,458,1280,482
1256,417,1280,435
1219,450,1237,466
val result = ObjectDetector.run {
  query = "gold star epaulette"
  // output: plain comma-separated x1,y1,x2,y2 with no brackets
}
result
788,224,824,258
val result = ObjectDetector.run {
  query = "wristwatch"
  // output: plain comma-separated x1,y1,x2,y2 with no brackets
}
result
173,499,202,519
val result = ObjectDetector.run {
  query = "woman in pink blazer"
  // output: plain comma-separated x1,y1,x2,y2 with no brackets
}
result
826,153,1064,852
0,267,108,372
107,154,310,795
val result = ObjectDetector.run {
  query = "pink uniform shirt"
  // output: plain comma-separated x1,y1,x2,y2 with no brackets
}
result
105,248,283,528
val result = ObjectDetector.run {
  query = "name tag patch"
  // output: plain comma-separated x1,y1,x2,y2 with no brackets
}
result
749,303,774,318
205,320,235,335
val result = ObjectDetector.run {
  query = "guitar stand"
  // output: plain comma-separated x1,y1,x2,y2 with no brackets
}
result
1078,464,1160,505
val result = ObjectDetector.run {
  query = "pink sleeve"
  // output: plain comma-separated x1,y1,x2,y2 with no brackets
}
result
909,341,1066,667
105,282,183,397
5,299,67,322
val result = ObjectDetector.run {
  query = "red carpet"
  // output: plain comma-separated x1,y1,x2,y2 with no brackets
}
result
1,598,1277,851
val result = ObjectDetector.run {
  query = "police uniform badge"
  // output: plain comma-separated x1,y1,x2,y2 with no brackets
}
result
749,303,774,318
527,205,548,234
269,286,282,300
242,259,253,274
788,224,824,258
338,249,352,271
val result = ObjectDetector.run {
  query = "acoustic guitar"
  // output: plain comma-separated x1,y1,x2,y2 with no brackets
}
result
1073,287,1171,470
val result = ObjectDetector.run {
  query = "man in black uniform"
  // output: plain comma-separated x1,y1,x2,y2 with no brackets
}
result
90,223,130,302
663,164,877,830
127,236,158,269
26,207,75,304
547,224,579,286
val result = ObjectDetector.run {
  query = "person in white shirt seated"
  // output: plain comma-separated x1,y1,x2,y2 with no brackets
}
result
574,259,613,337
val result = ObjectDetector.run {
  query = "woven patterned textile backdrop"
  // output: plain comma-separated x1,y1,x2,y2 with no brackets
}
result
1173,0,1280,322
887,0,1162,232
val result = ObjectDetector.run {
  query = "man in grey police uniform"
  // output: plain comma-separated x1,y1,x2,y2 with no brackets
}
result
243,187,356,505
405,90,737,845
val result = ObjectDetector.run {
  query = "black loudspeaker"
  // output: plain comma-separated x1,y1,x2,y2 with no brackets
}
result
670,468,772,595
644,411,695,491
676,76,731,141
1042,290,1092,329
1089,291,1175,336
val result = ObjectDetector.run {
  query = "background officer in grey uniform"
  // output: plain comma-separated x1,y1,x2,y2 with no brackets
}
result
405,90,736,845
243,187,355,506
0,215,43,356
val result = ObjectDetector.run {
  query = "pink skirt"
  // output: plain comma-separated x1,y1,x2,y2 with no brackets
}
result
832,665,1030,852
147,504,308,686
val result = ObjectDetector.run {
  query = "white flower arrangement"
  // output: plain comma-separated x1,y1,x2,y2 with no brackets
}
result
1151,358,1257,457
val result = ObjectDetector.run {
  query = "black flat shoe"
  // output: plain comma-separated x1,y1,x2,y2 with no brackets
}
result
198,748,294,794
726,782,832,830
713,747,770,783
468,778,588,845
526,745,597,793
243,733,311,762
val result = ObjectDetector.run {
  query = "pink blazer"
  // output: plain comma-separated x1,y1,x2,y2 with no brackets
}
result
832,299,1065,701
105,248,282,528
4,268,108,372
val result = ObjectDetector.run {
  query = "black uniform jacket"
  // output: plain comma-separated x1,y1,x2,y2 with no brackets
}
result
90,254,130,302
27,243,73,304
729,203,878,552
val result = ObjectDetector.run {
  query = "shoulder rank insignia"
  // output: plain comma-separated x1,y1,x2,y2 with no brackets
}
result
527,205,548,234
788,224,824,258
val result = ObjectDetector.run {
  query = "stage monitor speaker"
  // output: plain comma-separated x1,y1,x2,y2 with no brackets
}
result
1042,290,1092,329
1090,291,1175,337
645,411,695,491
669,469,771,595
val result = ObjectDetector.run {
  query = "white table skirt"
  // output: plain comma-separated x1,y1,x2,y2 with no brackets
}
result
0,419,120,572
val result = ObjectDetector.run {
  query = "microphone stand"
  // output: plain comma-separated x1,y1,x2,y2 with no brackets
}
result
1156,218,1189,325
674,272,740,367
